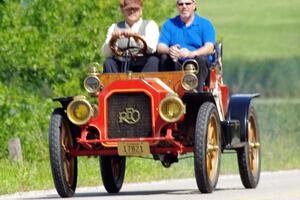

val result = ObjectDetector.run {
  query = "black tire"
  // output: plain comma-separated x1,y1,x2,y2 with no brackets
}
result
237,106,261,188
49,108,78,197
194,102,221,193
100,155,126,193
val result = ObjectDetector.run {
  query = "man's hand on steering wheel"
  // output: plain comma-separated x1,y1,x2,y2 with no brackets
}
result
111,30,123,40
109,31,148,58
111,30,135,40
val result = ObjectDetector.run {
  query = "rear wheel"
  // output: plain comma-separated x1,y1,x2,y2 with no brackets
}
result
237,106,261,188
194,102,221,193
100,155,126,193
49,108,77,197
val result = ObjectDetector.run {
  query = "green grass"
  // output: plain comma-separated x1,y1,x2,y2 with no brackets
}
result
1,99,300,195
254,99,300,170
199,0,300,96
200,0,300,60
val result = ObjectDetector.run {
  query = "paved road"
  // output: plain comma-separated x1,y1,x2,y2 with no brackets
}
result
1,170,299,200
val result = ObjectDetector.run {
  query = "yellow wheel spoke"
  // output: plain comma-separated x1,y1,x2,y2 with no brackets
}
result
207,144,219,153
61,143,67,152
206,114,220,182
60,119,74,186
247,115,260,176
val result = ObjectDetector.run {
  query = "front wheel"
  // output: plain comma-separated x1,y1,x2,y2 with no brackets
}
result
100,155,126,193
194,102,221,193
237,106,261,188
49,108,78,197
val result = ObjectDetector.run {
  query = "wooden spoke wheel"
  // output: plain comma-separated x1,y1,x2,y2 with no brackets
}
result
49,108,77,197
100,155,126,193
237,106,261,188
206,112,220,181
194,102,221,193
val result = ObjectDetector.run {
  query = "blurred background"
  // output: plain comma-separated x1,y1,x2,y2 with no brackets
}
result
0,0,299,195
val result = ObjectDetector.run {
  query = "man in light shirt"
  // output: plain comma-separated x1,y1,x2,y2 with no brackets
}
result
102,0,159,72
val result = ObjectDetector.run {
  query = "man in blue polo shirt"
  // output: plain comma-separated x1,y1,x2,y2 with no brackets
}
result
157,0,215,91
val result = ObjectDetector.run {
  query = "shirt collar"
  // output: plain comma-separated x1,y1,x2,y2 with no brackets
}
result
192,14,200,25
176,13,200,27
124,18,143,31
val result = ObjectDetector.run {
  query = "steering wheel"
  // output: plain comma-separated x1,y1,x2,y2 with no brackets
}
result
109,34,148,58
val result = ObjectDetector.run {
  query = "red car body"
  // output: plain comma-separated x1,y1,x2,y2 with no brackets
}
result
49,44,261,198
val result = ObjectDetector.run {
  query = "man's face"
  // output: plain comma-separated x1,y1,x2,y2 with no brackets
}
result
122,6,142,25
176,0,196,21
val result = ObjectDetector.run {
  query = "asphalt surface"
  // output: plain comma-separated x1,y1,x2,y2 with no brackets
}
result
1,170,299,200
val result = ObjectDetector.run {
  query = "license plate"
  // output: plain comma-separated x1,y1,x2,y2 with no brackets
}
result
117,142,150,156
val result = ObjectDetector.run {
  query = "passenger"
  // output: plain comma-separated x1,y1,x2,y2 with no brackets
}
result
102,0,160,73
157,0,216,91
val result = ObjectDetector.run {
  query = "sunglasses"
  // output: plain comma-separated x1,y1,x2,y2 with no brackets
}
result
124,7,140,12
177,2,193,6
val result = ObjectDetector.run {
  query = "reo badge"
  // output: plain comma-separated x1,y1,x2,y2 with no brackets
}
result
119,107,140,124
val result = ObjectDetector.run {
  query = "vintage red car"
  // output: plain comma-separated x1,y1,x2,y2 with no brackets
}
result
49,35,261,197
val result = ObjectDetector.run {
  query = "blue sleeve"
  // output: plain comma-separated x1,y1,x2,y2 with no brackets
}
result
158,20,171,46
203,19,216,44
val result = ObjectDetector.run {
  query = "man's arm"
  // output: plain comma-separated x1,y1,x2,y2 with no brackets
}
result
102,24,116,58
157,20,172,55
179,42,214,58
191,42,214,57
157,43,170,54
144,20,159,54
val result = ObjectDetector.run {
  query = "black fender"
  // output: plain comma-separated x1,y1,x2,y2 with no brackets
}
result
52,96,75,110
52,96,81,137
227,93,260,146
182,92,217,120
182,92,216,107
179,92,216,137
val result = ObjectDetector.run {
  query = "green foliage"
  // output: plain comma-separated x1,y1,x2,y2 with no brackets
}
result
0,0,119,92
0,0,174,95
0,84,51,160
0,0,175,160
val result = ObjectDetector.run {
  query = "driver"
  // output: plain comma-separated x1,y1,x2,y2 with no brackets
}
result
102,0,160,73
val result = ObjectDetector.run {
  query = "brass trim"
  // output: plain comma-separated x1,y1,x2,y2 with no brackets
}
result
88,62,101,73
73,95,86,100
118,107,141,125
118,142,150,156
83,75,102,96
84,65,103,96
158,94,185,123
91,103,99,118
181,73,198,91
182,59,199,74
67,98,93,125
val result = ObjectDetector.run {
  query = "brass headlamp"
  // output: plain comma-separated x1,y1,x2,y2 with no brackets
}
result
181,59,199,91
84,63,103,96
67,96,94,125
159,94,186,123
